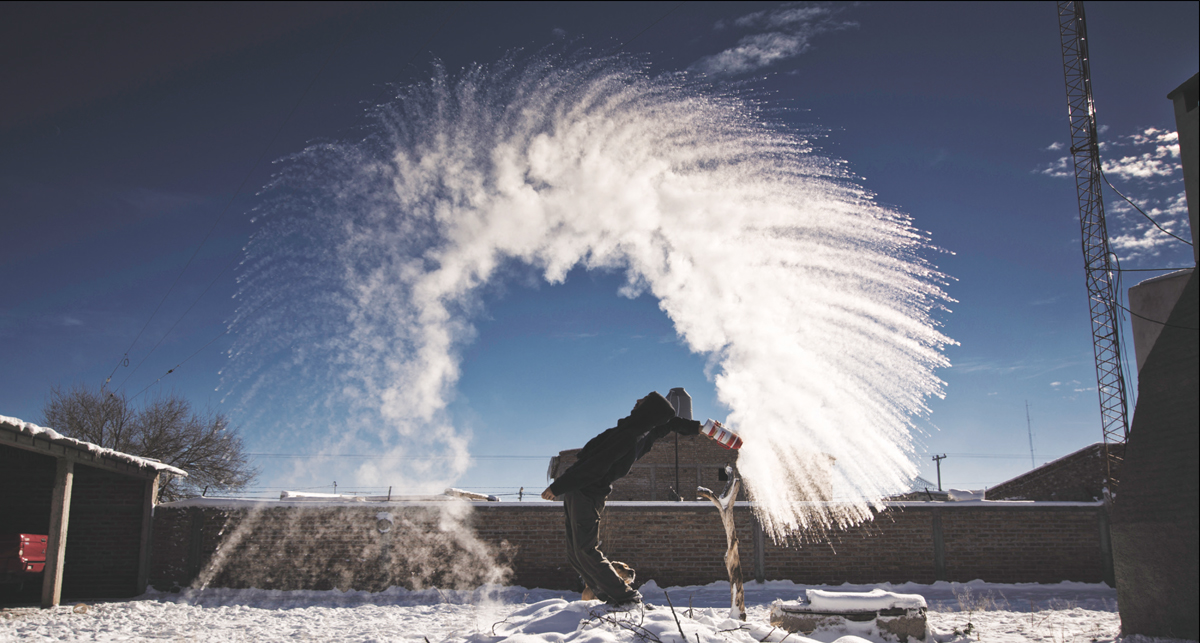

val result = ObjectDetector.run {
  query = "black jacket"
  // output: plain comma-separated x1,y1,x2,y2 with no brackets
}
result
549,391,701,498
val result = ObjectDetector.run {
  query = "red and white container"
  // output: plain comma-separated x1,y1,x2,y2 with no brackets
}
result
701,419,743,450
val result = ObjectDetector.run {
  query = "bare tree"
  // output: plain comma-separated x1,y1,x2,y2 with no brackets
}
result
42,384,257,501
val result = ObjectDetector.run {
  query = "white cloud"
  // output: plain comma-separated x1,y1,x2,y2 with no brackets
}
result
1035,125,1192,263
1102,153,1179,180
1109,226,1183,257
1108,190,1191,259
1129,127,1177,147
1045,142,1064,151
1037,156,1073,178
691,3,857,78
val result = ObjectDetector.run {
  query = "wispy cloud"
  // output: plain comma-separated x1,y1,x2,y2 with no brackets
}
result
1037,155,1073,179
953,356,1085,378
690,3,857,78
551,331,599,340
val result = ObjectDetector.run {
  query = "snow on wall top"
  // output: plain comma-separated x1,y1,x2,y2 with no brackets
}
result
0,414,188,477
161,497,492,509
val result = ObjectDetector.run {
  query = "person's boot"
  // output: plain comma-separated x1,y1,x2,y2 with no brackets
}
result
606,589,643,608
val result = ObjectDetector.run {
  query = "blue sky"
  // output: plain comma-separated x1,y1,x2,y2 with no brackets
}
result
2,2,1196,500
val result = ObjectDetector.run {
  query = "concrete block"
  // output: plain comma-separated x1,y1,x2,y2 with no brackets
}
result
769,589,927,642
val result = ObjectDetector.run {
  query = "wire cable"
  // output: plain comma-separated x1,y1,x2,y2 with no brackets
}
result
1100,168,1193,247
1111,298,1198,331
246,453,553,460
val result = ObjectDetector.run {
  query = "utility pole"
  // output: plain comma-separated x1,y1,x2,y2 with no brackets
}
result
1026,401,1036,469
932,454,947,491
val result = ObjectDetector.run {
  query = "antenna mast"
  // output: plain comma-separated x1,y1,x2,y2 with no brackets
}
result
1025,401,1035,469
1057,1,1130,489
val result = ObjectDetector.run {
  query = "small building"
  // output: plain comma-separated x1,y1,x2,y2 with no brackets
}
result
985,442,1122,502
0,415,186,607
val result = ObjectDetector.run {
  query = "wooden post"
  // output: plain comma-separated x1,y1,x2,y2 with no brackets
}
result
697,466,746,621
752,518,766,583
136,474,160,594
41,457,74,608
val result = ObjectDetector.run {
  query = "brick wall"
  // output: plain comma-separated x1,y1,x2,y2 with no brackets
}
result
0,445,56,534
151,500,1110,592
766,507,936,584
938,507,1104,583
150,504,516,592
61,465,147,598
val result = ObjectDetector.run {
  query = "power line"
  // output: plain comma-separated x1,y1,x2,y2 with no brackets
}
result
1101,168,1193,247
1111,298,1199,331
125,289,288,401
240,451,1078,461
247,453,552,460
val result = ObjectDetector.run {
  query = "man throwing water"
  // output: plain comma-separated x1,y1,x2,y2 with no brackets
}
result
542,391,742,606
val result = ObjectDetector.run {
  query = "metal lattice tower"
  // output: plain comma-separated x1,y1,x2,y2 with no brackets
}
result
1057,1,1130,488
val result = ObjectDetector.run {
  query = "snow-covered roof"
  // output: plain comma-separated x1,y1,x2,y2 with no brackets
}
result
0,414,188,477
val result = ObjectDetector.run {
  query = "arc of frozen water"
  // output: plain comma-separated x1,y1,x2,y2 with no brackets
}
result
229,51,953,539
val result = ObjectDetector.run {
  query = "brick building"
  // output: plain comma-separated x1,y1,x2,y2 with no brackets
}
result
548,433,833,502
985,442,1123,502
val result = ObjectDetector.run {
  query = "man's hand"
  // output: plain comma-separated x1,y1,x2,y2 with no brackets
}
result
541,487,557,501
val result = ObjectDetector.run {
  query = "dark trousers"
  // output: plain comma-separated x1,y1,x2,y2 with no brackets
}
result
562,490,637,603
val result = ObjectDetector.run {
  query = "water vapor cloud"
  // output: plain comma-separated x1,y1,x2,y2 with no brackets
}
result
230,51,953,539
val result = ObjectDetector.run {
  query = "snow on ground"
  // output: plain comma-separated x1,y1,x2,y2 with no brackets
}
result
0,579,1178,643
